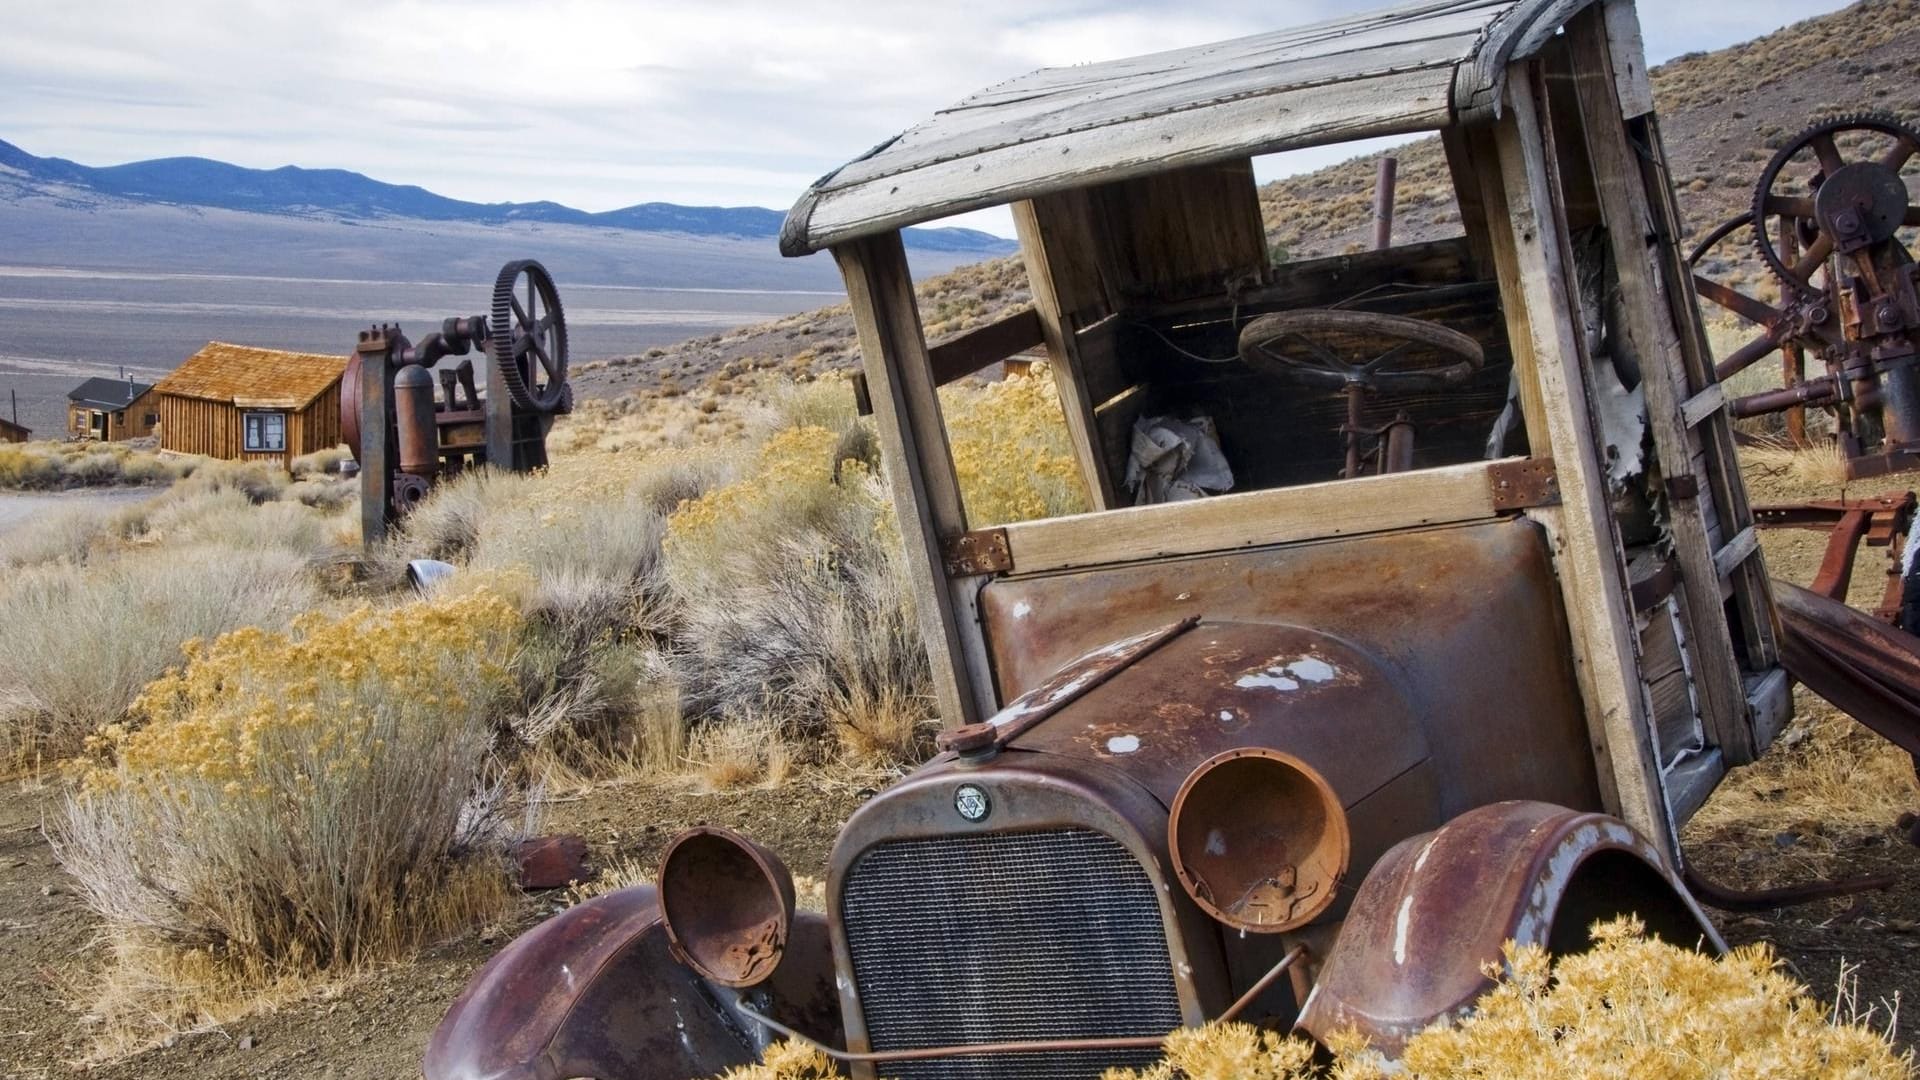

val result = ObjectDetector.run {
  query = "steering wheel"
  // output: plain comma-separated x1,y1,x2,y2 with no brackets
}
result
1237,309,1484,392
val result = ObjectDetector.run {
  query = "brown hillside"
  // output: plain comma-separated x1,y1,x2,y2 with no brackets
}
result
575,0,1920,404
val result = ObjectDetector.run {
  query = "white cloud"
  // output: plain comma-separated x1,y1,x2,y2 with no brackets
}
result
0,0,1856,237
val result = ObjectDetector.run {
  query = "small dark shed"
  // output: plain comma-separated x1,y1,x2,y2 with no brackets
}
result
66,377,158,441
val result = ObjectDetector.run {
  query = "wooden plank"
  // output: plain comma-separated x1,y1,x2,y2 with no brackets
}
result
834,233,992,726
1441,128,1498,278
797,65,1455,252
1013,199,1120,511
951,2,1508,108
847,29,1483,177
1681,384,1724,429
1089,159,1270,304
1469,123,1553,456
928,308,1046,386
1632,108,1778,672
1493,68,1671,854
1601,0,1655,118
1713,525,1758,580
1000,458,1505,574
1663,747,1724,826
1745,667,1792,749
1563,8,1753,763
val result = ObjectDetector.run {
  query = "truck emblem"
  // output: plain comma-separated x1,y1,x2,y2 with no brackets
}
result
954,784,991,822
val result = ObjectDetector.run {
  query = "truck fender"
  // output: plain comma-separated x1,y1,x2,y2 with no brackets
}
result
1296,800,1723,1055
424,886,842,1080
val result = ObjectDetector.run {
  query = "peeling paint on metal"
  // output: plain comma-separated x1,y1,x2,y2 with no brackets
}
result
1236,669,1301,692
1392,895,1414,966
1288,657,1337,683
1012,601,1033,619
1106,734,1141,754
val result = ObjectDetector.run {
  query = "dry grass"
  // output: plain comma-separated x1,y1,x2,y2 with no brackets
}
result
0,441,191,490
0,545,318,768
51,589,529,1054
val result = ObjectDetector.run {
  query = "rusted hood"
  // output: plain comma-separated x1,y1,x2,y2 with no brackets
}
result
998,619,1430,812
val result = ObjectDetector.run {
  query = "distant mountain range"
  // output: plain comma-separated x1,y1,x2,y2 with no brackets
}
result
0,138,1013,256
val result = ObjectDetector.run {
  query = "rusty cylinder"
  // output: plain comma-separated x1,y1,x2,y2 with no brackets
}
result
1372,156,1397,251
394,363,441,479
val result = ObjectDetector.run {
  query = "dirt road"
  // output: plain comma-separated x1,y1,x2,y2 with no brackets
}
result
0,488,158,536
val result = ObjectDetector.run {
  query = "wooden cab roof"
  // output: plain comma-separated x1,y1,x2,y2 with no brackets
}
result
781,0,1611,255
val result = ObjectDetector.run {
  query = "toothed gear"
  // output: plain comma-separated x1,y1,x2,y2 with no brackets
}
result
1751,112,1920,297
490,259,570,413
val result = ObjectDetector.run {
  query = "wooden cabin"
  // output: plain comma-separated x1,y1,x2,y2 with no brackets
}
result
66,377,158,441
0,416,28,444
154,342,346,468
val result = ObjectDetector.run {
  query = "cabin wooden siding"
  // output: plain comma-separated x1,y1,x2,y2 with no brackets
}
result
156,389,339,467
154,343,347,469
66,388,159,441
0,417,29,444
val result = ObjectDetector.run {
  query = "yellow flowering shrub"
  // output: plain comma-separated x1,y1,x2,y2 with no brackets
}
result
56,588,526,987
943,364,1089,525
703,920,1916,1080
1098,919,1913,1080
666,425,849,552
662,423,932,764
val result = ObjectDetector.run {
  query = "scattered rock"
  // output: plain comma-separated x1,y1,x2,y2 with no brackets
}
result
239,1034,256,1051
1774,831,1800,848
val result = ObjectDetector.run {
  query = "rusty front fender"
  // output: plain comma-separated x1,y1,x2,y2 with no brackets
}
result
1297,801,1723,1055
425,886,842,1080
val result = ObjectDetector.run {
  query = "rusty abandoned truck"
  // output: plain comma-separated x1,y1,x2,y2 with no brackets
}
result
423,0,1920,1076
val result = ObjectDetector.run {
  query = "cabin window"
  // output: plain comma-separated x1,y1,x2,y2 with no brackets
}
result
244,411,287,452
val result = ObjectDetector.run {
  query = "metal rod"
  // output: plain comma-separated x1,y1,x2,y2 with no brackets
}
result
1219,944,1311,1023
1372,157,1398,251
735,945,1309,1065
1683,865,1896,912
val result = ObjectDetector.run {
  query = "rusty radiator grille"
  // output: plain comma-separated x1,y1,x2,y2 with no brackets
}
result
841,828,1182,1080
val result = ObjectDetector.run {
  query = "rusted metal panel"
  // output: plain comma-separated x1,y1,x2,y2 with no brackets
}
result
1486,456,1560,509
425,886,841,1080
1297,801,1723,1056
979,520,1601,821
940,527,1013,577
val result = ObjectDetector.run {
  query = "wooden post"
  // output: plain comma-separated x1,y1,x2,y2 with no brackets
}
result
357,340,394,545
1492,68,1673,855
1012,197,1120,511
1563,7,1755,766
834,232,993,726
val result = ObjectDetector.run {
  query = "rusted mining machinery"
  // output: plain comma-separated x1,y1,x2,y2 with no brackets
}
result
1690,114,1920,475
345,260,572,543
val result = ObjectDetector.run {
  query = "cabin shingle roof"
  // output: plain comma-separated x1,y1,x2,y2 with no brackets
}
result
67,377,154,410
156,342,346,410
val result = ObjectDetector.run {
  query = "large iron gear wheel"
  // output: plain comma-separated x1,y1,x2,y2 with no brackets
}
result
1751,112,1920,297
490,259,570,413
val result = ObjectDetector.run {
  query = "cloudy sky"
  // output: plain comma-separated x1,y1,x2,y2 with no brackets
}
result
0,0,1847,235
